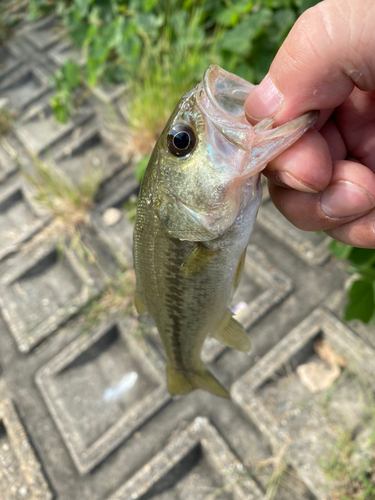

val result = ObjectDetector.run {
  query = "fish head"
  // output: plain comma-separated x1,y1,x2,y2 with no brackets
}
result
151,65,318,242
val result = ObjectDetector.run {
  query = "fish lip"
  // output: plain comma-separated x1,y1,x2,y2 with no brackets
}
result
197,65,254,129
196,65,256,151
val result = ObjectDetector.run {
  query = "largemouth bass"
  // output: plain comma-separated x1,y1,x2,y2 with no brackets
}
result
134,65,317,398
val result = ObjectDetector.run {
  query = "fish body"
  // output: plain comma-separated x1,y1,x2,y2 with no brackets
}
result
134,65,317,397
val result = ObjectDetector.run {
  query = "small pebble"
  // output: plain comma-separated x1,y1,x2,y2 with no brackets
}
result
102,208,122,226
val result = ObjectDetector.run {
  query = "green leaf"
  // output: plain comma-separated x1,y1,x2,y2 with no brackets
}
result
50,100,69,124
62,61,81,88
344,279,375,323
142,0,157,13
296,0,321,14
216,1,254,28
329,240,353,260
348,247,375,266
221,9,272,55
70,21,88,47
74,0,91,17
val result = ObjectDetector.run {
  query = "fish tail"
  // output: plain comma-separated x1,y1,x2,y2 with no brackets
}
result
166,364,230,398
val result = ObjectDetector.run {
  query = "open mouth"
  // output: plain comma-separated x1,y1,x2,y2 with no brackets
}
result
197,65,319,160
198,65,255,125
196,65,256,149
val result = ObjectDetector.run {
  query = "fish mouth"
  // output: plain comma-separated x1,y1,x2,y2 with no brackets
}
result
199,65,255,125
197,64,318,162
196,65,255,149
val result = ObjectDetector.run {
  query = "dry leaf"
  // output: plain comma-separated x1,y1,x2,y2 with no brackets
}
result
314,340,348,368
297,362,341,393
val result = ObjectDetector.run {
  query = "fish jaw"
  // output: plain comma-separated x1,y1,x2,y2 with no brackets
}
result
197,64,319,179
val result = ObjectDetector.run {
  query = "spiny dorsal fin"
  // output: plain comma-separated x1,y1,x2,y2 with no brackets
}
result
167,364,229,398
211,309,251,353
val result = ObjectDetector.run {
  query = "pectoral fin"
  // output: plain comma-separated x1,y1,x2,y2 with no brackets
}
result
167,364,229,398
211,309,251,353
180,244,220,278
134,290,147,314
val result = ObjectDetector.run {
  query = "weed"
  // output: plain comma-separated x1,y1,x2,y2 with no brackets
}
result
22,157,103,268
256,439,290,500
123,194,138,223
0,108,13,136
83,269,136,331
0,0,25,46
26,158,101,233
320,369,375,499
101,8,221,174
323,428,375,500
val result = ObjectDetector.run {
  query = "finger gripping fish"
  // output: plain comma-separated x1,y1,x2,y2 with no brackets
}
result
134,65,317,398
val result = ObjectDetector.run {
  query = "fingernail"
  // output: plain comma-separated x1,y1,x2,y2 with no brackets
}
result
245,74,282,120
277,171,319,193
320,181,375,218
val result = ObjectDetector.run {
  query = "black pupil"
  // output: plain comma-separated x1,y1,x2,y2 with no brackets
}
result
173,131,190,150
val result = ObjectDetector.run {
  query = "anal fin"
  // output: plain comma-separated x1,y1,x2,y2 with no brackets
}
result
211,309,251,353
167,364,229,398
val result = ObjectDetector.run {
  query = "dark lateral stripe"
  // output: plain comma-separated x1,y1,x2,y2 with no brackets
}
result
164,242,189,370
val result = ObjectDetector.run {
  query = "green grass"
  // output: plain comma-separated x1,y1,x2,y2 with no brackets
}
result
0,108,14,136
27,158,101,230
103,8,222,166
320,370,375,499
323,428,375,500
83,270,136,331
22,158,103,268
0,0,24,46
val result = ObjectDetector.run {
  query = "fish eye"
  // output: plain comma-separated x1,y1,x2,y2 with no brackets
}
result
167,124,196,157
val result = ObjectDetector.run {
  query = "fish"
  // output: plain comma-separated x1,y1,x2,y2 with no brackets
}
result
133,65,317,398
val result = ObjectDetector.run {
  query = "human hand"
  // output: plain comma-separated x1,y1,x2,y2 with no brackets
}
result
245,0,375,248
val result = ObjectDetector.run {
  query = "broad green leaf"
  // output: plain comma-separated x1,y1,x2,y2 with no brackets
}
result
329,240,353,260
50,100,69,124
348,247,375,266
74,0,90,17
221,8,273,55
142,0,157,12
70,21,88,47
296,0,320,14
216,1,254,28
62,61,81,88
344,279,375,323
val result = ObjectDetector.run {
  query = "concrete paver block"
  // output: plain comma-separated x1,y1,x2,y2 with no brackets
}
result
0,239,103,352
0,397,52,500
258,188,331,266
36,316,170,474
0,177,51,261
0,66,49,112
232,307,375,499
107,416,264,500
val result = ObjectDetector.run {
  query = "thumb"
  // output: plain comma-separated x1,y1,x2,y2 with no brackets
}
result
245,0,375,124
